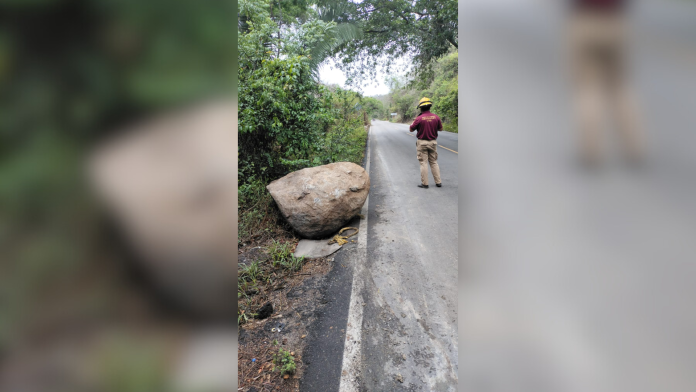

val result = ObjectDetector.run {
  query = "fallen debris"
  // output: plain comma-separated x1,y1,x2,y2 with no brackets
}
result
327,227,359,246
256,303,273,320
294,240,342,259
238,244,334,391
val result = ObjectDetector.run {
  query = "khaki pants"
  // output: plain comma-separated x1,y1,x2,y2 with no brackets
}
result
416,139,441,186
568,11,643,161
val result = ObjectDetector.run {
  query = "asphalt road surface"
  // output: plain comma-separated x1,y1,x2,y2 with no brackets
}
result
348,120,459,391
460,1,696,392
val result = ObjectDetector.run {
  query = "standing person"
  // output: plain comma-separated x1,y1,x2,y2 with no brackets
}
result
410,97,443,188
568,0,643,165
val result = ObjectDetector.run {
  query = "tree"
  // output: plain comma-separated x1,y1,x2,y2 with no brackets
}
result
391,90,419,122
238,0,367,184
385,49,458,129
239,0,360,79
316,0,457,85
425,50,458,129
238,56,334,182
362,97,384,119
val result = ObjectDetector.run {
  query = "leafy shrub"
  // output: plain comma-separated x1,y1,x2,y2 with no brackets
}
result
267,240,306,271
238,84,368,245
239,261,262,282
238,2,369,244
238,180,280,245
273,348,296,375
282,255,306,272
239,56,334,184
386,50,458,132
268,240,293,267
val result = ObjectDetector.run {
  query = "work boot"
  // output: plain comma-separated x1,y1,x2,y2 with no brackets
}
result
436,183,442,187
418,184,429,189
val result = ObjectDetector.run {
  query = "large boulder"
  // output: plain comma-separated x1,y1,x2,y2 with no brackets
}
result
267,162,369,239
89,101,237,318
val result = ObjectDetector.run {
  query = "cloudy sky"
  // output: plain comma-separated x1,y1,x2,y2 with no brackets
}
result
319,56,413,97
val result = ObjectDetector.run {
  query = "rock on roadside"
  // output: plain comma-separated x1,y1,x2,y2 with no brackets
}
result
267,162,369,239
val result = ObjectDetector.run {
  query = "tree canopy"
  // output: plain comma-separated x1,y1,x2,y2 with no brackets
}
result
377,49,457,131
316,0,458,85
238,0,371,184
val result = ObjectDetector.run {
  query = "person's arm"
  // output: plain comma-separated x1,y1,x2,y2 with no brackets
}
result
437,117,443,132
410,116,420,132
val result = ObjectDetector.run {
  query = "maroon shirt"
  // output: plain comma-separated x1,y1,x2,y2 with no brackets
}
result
409,111,443,140
572,0,627,11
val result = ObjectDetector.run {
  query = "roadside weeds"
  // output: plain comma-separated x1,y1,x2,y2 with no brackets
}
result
238,238,335,392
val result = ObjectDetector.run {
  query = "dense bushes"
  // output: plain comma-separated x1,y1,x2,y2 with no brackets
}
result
238,54,369,184
238,0,373,244
237,78,368,244
239,56,334,183
362,97,384,120
0,0,237,352
238,55,368,244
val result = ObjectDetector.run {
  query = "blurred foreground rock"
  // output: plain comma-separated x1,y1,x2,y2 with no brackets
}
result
174,329,236,392
89,101,237,318
267,162,369,239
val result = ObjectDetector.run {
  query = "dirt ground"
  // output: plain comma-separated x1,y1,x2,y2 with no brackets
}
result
238,240,338,392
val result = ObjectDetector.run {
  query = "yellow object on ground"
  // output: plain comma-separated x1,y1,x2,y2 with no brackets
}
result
328,227,359,246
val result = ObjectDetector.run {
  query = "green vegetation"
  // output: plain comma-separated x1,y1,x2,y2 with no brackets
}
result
314,0,458,84
374,50,458,132
238,0,369,244
283,254,307,272
273,348,297,375
0,0,237,363
268,240,295,267
94,336,169,392
362,97,385,120
267,240,306,271
237,240,307,325
238,309,255,325
237,0,459,240
240,261,264,282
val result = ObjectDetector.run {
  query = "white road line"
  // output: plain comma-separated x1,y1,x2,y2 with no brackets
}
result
338,131,371,392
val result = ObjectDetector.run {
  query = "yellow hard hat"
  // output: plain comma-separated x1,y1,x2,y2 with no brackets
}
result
417,97,433,108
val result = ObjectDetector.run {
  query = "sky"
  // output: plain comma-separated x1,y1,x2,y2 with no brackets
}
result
318,57,402,97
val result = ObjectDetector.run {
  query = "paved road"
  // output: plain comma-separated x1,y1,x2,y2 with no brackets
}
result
460,1,696,392
346,120,459,390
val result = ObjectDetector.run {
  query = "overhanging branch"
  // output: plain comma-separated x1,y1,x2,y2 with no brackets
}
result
446,36,458,48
